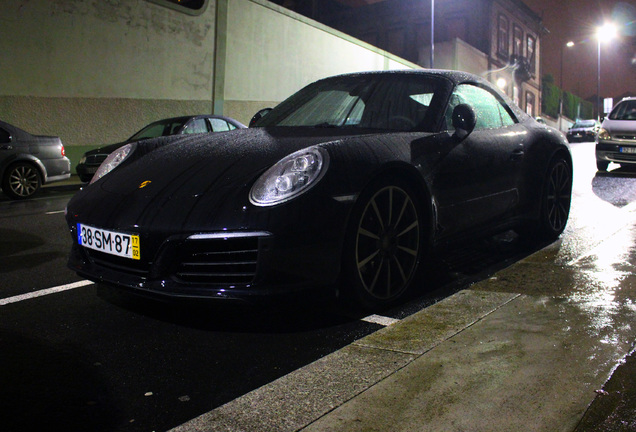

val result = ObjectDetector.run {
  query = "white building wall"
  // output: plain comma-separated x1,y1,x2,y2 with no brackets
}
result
2,0,216,100
223,0,417,122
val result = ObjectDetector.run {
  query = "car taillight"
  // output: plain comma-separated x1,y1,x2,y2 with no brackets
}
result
61,145,66,157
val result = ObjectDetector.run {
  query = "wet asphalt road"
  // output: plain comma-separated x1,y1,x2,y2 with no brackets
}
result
1,141,635,431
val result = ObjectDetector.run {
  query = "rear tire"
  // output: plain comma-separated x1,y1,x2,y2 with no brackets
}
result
2,162,42,199
342,177,425,310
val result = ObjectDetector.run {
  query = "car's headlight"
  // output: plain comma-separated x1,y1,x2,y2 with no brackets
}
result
90,143,136,184
249,146,329,206
79,155,87,164
597,128,611,141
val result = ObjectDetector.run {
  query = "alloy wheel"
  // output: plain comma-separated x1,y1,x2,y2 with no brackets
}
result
354,185,420,301
545,159,571,234
8,164,40,198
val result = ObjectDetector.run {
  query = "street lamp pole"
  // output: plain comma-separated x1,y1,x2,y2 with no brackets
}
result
430,0,434,69
597,36,601,121
560,41,573,130
596,23,617,121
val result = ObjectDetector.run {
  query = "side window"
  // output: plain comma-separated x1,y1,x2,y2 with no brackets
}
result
0,127,11,143
210,118,231,132
185,118,209,134
445,84,515,131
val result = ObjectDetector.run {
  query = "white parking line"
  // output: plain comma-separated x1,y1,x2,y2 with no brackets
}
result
0,280,94,306
361,314,401,326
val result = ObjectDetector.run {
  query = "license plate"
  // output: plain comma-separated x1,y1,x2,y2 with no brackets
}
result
620,147,636,154
86,167,98,174
77,223,140,260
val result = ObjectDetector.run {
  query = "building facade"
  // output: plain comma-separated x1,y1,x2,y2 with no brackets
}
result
285,0,544,117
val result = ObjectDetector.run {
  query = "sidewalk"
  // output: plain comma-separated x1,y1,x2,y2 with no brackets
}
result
170,225,636,432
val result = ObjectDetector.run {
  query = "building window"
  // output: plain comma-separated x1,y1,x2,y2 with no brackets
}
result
513,24,523,58
497,14,509,58
526,35,536,73
147,0,208,15
526,91,535,116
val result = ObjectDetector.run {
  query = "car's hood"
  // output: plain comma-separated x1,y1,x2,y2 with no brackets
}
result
602,119,636,135
68,127,381,232
99,127,373,195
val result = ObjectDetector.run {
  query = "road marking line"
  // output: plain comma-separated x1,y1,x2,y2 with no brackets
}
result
0,280,93,306
361,314,400,326
45,210,65,215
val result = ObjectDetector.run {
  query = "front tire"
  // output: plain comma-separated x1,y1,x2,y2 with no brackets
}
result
596,160,609,172
343,177,425,310
521,156,572,241
2,162,42,199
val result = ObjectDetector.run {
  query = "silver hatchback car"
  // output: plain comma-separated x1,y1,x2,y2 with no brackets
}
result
596,97,636,171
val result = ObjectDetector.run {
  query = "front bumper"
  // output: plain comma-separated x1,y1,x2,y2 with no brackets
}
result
76,163,100,183
567,130,596,142
66,182,354,303
68,228,344,303
596,139,636,165
43,157,71,183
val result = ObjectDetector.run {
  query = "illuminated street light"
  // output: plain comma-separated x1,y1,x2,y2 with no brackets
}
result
596,23,617,120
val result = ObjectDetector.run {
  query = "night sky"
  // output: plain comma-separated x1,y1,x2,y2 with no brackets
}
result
522,0,636,100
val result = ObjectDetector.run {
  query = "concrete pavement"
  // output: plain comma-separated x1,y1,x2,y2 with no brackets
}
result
170,222,636,431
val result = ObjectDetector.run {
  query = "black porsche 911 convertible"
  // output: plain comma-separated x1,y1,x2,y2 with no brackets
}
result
66,70,572,309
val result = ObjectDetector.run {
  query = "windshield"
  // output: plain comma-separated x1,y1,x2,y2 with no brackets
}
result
609,100,636,120
256,73,452,132
573,120,596,128
129,118,188,141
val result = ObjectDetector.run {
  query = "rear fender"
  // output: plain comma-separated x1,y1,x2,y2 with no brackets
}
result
0,154,47,182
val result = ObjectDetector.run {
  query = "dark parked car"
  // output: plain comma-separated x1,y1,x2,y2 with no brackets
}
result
1,120,71,199
596,97,636,171
76,115,246,182
566,119,600,143
66,70,572,309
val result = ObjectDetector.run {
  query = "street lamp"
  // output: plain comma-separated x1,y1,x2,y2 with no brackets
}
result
596,23,617,120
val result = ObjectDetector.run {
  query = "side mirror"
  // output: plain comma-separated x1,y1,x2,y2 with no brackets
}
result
452,104,476,140
249,108,273,128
